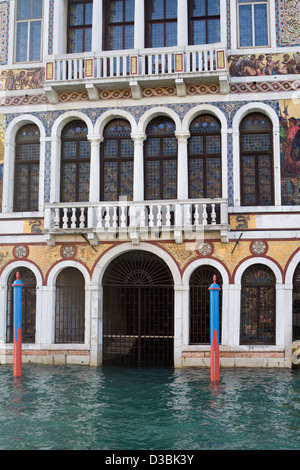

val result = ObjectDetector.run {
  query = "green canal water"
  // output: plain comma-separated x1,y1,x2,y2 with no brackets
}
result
0,364,299,450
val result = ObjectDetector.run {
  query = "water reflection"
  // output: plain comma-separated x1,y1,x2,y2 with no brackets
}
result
0,365,299,450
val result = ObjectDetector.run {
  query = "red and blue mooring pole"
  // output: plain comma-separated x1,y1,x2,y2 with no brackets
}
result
209,275,221,383
12,272,23,377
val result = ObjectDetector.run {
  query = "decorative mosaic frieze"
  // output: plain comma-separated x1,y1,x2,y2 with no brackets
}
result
278,0,300,46
230,81,298,94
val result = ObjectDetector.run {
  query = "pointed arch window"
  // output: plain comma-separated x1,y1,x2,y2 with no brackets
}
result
240,113,273,206
188,114,222,199
101,119,134,201
14,124,40,212
61,120,90,203
144,116,177,200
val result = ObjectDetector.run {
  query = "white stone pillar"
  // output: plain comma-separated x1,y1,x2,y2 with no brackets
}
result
132,133,146,201
2,140,15,213
134,0,145,49
90,284,102,366
92,0,103,52
50,137,61,203
53,0,68,55
174,286,189,368
88,136,102,202
175,131,190,200
177,0,188,47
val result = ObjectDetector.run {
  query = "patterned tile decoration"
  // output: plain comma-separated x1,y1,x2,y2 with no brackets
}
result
48,0,55,55
0,2,9,65
226,0,231,49
277,0,300,46
0,113,4,211
230,81,298,93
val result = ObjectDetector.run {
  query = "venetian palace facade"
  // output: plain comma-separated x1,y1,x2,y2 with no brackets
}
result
0,0,300,369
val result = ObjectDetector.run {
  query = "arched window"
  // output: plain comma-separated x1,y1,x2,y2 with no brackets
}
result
293,263,300,341
240,264,276,345
55,268,85,343
14,124,40,212
67,0,93,53
104,0,134,50
145,0,177,48
101,119,133,201
144,116,177,200
240,113,273,206
188,114,222,199
6,267,36,343
61,120,90,202
189,266,222,344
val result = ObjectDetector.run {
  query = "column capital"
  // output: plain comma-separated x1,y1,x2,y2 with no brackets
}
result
175,130,190,142
87,134,103,144
131,132,146,142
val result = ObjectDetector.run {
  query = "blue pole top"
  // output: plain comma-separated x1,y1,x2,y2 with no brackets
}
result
208,274,221,291
12,272,24,288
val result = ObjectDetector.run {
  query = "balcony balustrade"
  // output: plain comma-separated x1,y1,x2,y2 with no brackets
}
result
44,45,228,101
44,198,230,245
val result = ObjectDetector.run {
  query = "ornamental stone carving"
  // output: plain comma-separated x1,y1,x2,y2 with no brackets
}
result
252,241,267,255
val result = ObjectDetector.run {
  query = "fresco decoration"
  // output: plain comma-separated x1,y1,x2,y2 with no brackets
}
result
0,68,45,90
0,114,4,212
278,0,300,46
280,100,300,205
228,52,300,77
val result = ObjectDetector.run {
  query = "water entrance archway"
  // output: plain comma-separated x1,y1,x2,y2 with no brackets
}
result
102,251,174,366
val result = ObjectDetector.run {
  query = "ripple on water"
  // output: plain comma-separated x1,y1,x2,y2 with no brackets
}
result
0,365,299,450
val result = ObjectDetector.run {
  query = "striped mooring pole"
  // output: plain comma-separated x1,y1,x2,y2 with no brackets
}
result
209,275,221,383
12,272,23,377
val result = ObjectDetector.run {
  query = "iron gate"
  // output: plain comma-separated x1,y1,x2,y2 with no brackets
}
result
103,251,174,366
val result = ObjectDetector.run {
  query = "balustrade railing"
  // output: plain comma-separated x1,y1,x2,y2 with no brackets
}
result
45,46,227,82
44,199,228,234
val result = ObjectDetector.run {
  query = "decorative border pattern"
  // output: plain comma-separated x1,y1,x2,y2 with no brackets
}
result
0,2,9,65
277,0,300,47
230,81,297,93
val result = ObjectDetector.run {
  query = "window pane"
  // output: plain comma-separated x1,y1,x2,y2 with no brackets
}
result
69,29,84,53
166,0,177,19
207,19,220,43
150,0,164,20
84,27,92,51
191,0,206,16
125,25,134,49
29,21,41,61
151,23,164,48
70,4,84,26
166,22,177,47
32,0,43,18
192,20,206,44
109,0,123,22
85,3,93,24
254,4,268,46
120,161,133,200
17,0,31,20
16,22,28,62
78,162,90,201
163,160,177,199
239,4,253,47
125,0,135,22
109,25,123,49
208,0,220,16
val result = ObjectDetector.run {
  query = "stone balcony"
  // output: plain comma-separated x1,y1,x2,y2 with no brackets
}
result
43,198,230,246
44,45,229,102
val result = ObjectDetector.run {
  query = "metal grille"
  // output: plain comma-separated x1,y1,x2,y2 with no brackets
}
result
293,263,300,341
6,268,36,343
55,268,85,343
189,266,222,344
240,264,276,345
103,251,174,366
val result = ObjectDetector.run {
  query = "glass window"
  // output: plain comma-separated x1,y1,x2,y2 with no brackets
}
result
14,124,40,212
188,114,222,199
238,0,269,48
104,0,134,50
15,0,43,62
144,117,177,200
240,113,273,206
189,0,220,45
146,0,178,48
61,120,90,202
240,264,276,345
101,119,134,201
68,0,93,53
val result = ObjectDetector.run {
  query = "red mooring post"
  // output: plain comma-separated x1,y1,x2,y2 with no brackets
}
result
209,275,221,383
12,272,23,377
